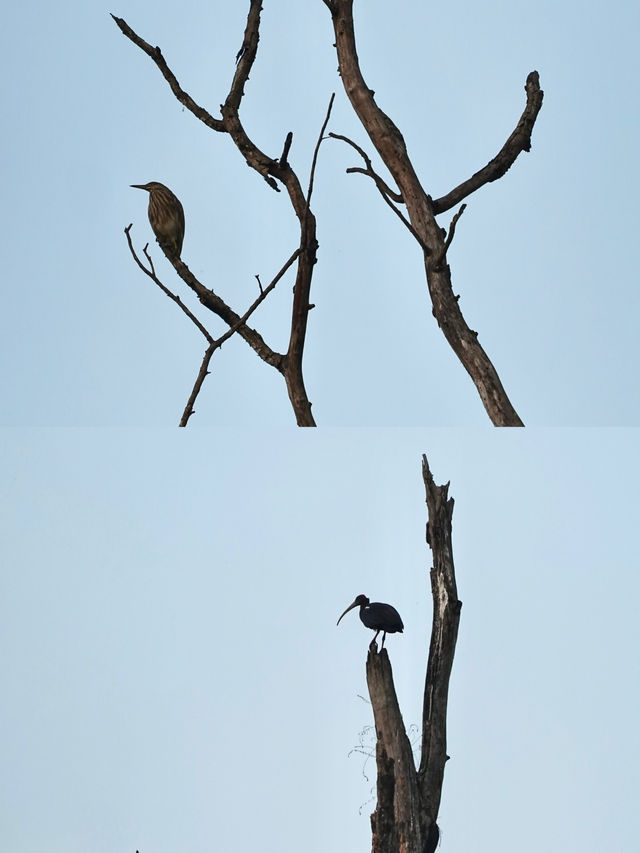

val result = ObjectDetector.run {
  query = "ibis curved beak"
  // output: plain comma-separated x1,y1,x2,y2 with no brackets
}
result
337,599,360,626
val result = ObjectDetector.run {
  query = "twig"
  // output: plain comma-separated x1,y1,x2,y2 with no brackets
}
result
111,15,223,132
432,72,544,214
115,4,321,425
305,94,336,211
432,204,467,269
180,343,216,427
280,131,293,167
329,132,432,256
329,132,402,201
326,0,526,425
179,248,302,425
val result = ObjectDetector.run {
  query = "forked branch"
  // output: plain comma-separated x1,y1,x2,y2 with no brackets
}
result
358,453,461,853
418,454,461,819
325,0,543,426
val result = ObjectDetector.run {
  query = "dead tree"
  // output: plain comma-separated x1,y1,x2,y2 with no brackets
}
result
113,5,323,426
323,0,543,425
114,3,542,426
360,454,461,852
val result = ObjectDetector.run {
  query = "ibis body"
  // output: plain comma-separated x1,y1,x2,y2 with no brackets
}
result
337,594,404,649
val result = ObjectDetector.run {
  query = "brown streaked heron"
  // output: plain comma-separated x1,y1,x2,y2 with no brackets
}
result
337,594,404,649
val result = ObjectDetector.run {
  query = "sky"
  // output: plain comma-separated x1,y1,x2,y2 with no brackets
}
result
1,2,640,853
1,429,639,853
1,0,639,426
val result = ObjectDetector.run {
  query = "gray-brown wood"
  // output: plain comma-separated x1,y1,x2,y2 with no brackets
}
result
361,454,461,852
113,5,318,426
367,649,428,853
418,455,462,819
324,0,543,426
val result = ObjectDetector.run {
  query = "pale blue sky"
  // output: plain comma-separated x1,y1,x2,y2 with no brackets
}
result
1,0,638,425
1,429,639,852
2,2,640,852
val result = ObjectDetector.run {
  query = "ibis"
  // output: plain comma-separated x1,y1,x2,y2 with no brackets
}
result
337,594,404,649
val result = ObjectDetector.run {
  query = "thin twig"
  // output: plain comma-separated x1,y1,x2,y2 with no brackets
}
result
115,4,320,425
280,131,293,167
305,93,335,211
180,343,216,426
330,132,432,256
125,225,214,342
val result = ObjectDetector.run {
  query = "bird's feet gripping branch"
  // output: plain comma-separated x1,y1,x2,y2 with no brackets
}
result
337,594,404,652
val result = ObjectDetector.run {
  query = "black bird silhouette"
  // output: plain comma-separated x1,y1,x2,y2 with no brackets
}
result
337,594,404,649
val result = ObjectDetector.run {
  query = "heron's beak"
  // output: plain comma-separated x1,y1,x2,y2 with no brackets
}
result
130,184,146,190
337,599,359,626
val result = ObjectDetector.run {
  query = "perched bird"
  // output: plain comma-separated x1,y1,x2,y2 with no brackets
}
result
131,181,185,259
337,594,404,649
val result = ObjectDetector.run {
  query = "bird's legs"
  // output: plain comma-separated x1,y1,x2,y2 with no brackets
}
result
381,631,387,649
369,630,381,651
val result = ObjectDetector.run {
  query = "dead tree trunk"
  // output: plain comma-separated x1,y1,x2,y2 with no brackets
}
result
364,454,461,852
323,0,543,426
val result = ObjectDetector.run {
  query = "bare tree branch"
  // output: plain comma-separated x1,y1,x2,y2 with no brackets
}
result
281,93,335,425
418,454,461,822
367,651,425,853
329,132,403,203
114,3,326,425
354,453,461,853
111,15,223,132
125,224,215,343
432,204,467,268
180,343,217,428
432,71,544,214
126,226,285,372
179,248,302,425
127,225,302,425
325,0,538,426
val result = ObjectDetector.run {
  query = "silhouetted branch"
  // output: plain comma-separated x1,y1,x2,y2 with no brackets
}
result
111,15,223,132
418,454,461,822
125,223,284,371
325,0,535,426
432,204,467,268
114,3,324,425
305,95,335,210
125,224,214,342
179,248,302,425
366,649,424,853
432,72,544,214
358,453,459,853
330,131,432,254
329,132,403,202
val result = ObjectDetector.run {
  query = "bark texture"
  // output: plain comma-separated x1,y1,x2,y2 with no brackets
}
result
363,454,461,852
113,5,318,426
325,0,543,426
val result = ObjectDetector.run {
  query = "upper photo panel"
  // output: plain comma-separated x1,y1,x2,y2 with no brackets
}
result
3,1,638,425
